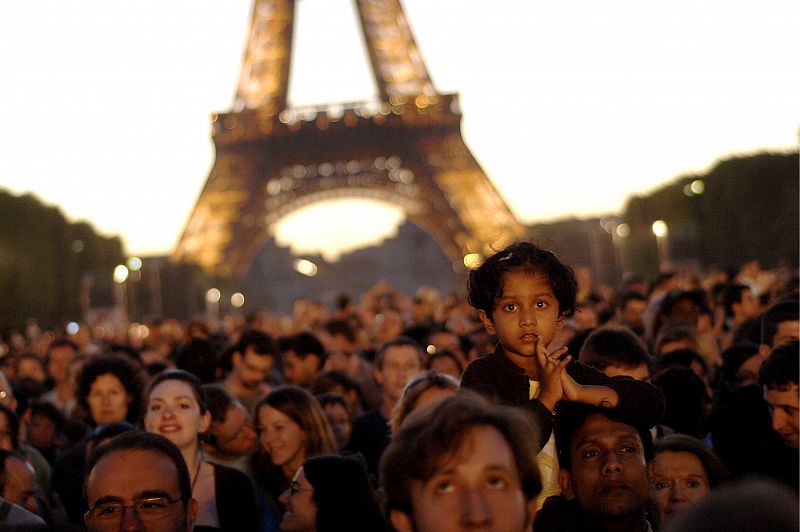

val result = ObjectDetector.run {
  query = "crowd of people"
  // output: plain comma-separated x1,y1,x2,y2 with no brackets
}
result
0,241,797,531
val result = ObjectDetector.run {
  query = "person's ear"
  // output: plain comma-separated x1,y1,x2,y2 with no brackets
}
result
558,469,575,500
556,314,567,329
232,351,242,368
389,509,415,532
186,497,199,530
478,309,496,336
199,410,212,434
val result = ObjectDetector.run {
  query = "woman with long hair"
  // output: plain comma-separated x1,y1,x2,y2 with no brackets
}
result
279,454,387,532
144,369,259,531
254,385,336,511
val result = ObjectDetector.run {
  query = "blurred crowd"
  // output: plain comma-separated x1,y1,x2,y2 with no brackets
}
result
0,255,797,531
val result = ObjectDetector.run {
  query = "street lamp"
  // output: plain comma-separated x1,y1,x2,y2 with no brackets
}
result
113,264,130,329
651,220,670,272
206,288,221,328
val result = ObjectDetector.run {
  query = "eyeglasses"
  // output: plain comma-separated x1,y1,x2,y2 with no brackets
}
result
86,496,181,525
289,481,314,496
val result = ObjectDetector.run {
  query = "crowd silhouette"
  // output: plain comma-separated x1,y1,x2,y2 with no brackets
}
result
0,243,797,531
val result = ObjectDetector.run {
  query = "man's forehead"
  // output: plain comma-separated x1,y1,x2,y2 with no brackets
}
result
428,425,516,474
572,413,642,446
764,384,800,405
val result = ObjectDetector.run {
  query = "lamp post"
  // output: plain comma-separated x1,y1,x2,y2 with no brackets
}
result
113,264,129,331
206,288,221,330
651,220,670,272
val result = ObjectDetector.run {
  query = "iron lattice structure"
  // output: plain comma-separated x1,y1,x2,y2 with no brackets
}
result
173,0,526,276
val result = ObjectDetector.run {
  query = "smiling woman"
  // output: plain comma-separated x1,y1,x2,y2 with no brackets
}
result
144,370,259,531
253,385,337,516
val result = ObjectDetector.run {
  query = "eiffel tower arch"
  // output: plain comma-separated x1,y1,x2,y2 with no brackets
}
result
173,0,527,277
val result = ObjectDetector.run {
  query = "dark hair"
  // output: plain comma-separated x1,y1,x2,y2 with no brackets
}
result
654,322,698,355
235,329,276,358
759,340,799,390
28,400,66,431
311,370,361,398
76,354,146,425
722,284,750,317
146,369,208,414
374,336,425,370
653,348,708,378
381,393,542,516
288,332,327,365
555,403,655,472
174,338,219,384
390,370,460,433
653,434,729,487
256,385,336,457
85,430,192,506
621,291,647,309
426,350,465,375
651,366,710,438
315,393,349,414
324,319,356,344
579,326,651,371
467,241,577,320
719,342,760,389
760,300,799,348
303,455,387,532
201,383,235,424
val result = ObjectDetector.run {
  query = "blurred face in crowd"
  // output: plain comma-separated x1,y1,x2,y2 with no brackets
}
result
85,449,196,532
233,349,273,389
763,384,799,449
2,455,39,514
0,410,14,451
734,288,760,321
428,354,463,381
17,357,46,385
732,354,764,389
27,413,58,450
87,373,131,426
48,344,76,384
322,401,351,450
209,402,258,457
258,405,307,474
282,351,320,388
278,467,317,532
771,320,800,349
622,298,647,330
649,450,710,525
559,413,652,521
145,379,210,451
376,344,423,405
391,425,535,532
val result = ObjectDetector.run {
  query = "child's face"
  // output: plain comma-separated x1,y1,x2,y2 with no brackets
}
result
478,270,564,359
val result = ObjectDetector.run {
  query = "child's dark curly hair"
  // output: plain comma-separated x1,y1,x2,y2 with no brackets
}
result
467,241,578,319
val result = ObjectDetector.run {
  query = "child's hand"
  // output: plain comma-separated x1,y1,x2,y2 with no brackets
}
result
534,337,570,411
560,371,582,402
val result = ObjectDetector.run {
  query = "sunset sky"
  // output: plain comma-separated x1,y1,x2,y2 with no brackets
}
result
1,0,797,260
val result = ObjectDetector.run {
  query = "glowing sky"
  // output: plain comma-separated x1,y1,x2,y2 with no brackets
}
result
1,0,797,259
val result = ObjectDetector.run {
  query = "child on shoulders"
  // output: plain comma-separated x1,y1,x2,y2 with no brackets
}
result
461,241,664,505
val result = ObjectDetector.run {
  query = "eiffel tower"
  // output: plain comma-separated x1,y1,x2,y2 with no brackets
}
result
173,0,526,277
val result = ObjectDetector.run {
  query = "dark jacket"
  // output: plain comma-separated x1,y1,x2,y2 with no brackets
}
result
461,346,665,449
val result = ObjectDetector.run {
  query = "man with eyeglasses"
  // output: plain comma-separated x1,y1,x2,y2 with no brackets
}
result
84,431,197,532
